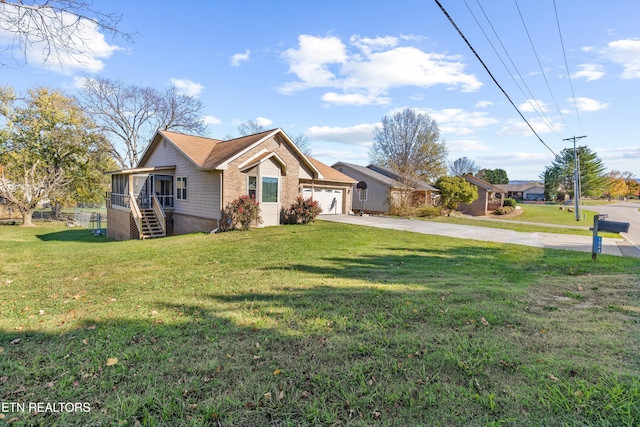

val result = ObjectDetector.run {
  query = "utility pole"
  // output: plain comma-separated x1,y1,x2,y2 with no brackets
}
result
563,136,587,221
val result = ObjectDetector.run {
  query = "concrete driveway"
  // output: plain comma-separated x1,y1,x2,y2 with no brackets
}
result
319,212,640,258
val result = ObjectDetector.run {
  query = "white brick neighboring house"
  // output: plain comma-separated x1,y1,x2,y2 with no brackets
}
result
106,128,356,240
496,183,545,201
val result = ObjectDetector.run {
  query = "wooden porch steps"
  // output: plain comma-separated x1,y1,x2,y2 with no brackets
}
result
140,209,165,239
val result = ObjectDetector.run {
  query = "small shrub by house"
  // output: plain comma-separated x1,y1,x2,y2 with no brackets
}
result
285,196,322,224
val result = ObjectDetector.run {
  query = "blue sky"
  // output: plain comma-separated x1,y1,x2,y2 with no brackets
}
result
2,0,640,180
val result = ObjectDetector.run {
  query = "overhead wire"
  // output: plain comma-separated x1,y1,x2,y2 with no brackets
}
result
465,0,561,137
553,0,584,133
513,0,572,134
433,0,558,157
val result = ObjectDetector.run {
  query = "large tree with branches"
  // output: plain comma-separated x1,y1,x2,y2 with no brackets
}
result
0,86,109,225
0,0,131,68
449,157,480,176
78,77,206,169
370,108,447,183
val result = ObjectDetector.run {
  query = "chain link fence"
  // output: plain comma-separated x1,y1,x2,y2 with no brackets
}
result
74,203,107,235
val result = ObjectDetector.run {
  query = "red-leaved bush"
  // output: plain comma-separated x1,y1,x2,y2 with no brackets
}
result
285,196,322,224
220,195,262,231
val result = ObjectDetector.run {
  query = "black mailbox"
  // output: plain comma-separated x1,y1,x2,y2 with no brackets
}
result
597,220,630,233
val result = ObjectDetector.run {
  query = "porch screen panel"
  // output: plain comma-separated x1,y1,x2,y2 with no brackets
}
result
133,175,149,194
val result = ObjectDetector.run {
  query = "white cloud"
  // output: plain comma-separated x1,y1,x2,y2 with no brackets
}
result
306,123,378,145
427,108,499,136
519,99,549,113
597,146,640,160
600,39,640,78
572,63,605,81
230,49,251,67
475,100,493,108
279,34,482,105
280,34,347,93
321,91,390,106
202,115,221,125
256,117,273,127
72,76,92,89
312,148,370,166
349,35,399,55
171,78,204,96
0,3,121,74
498,118,562,136
570,97,610,112
446,139,491,152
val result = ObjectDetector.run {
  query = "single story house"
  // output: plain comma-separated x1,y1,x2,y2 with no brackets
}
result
106,128,356,240
495,182,545,201
458,174,505,216
331,162,439,214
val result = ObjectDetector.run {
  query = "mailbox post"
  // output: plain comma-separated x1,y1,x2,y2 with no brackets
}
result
590,214,631,260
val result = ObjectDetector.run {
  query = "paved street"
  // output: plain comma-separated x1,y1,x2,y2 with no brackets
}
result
320,206,640,258
588,201,640,251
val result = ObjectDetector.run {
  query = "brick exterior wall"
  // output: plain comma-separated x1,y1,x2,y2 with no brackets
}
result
173,212,218,235
459,187,489,216
222,135,305,212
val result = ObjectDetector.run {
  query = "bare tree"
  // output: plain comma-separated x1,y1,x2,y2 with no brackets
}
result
370,108,447,183
237,120,267,136
291,132,311,155
236,120,311,154
449,157,480,176
0,0,132,68
78,77,206,168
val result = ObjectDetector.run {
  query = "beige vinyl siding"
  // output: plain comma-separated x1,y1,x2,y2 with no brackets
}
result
299,165,313,179
142,137,222,220
260,158,281,226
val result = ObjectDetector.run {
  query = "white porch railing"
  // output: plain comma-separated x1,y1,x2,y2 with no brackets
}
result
152,194,166,236
129,189,143,239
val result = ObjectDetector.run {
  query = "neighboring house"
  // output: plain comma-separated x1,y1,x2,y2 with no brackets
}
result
496,182,545,201
331,162,439,214
458,175,505,216
106,128,356,240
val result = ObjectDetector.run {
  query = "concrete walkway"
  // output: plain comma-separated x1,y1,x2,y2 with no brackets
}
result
319,214,640,258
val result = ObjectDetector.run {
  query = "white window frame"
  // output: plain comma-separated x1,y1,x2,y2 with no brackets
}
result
358,188,368,202
247,175,257,200
176,176,188,201
261,176,279,203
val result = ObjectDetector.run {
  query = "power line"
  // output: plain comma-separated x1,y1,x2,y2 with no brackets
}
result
465,0,561,137
553,0,584,133
433,0,558,157
514,0,571,134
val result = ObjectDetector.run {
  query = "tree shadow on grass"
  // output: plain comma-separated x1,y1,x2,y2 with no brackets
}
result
36,229,112,243
1,277,638,426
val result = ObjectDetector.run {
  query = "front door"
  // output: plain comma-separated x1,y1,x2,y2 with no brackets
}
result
260,176,280,226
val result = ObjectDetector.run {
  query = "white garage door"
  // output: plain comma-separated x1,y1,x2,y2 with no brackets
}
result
302,188,343,214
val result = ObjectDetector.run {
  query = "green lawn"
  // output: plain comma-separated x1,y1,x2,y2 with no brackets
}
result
427,204,621,237
1,222,638,426
506,204,599,225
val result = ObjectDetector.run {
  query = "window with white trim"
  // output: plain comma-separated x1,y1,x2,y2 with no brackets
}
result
358,188,368,202
262,177,278,203
248,176,257,199
176,176,187,200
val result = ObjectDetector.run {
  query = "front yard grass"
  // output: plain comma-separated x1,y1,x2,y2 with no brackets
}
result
506,204,600,226
0,222,638,426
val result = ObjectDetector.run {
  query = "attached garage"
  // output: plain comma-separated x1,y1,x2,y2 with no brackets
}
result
303,188,344,214
299,157,356,216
